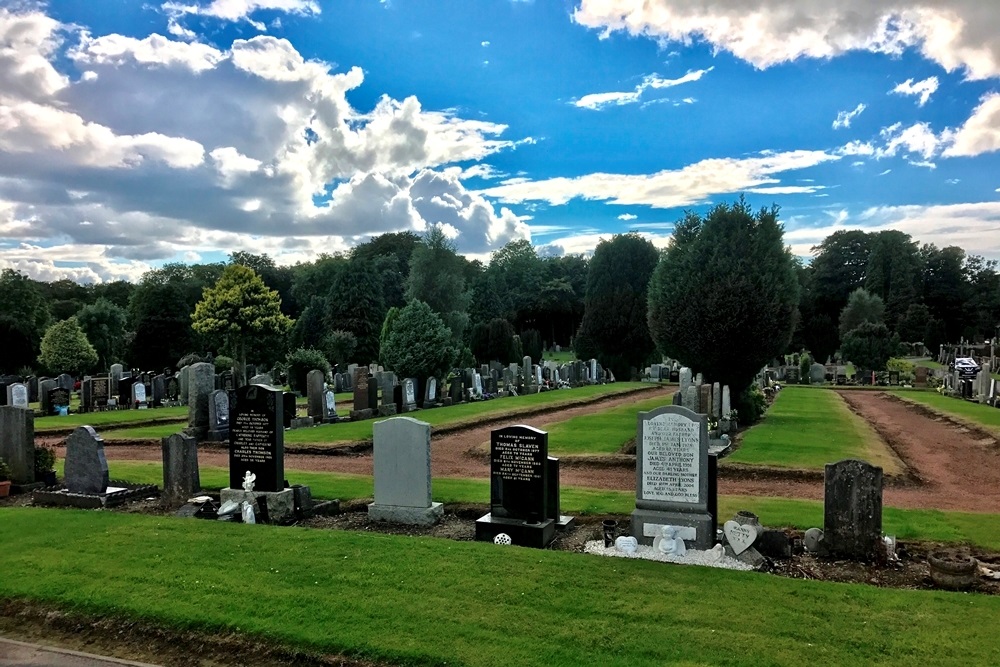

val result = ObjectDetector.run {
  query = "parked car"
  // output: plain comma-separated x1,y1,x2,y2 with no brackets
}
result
952,357,980,379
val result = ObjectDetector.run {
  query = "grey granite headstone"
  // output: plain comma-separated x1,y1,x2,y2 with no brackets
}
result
38,379,56,416
306,369,326,422
64,425,109,494
187,362,215,440
712,382,721,419
324,389,337,421
679,367,691,393
424,376,437,408
522,356,532,384
56,373,74,394
250,373,273,386
721,385,731,417
7,383,28,409
162,432,200,504
402,377,417,411
683,385,699,412
179,366,190,405
810,363,826,384
699,384,711,416
368,416,443,525
208,389,230,440
631,405,713,549
0,405,34,483
824,459,883,561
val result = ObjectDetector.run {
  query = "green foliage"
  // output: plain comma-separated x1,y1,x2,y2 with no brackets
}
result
285,348,331,393
520,329,543,363
648,200,799,409
798,351,812,384
76,298,127,371
0,269,50,373
34,446,55,476
838,288,885,338
289,297,327,351
864,231,920,328
324,262,385,363
841,321,898,371
0,459,9,482
380,300,456,381
192,264,293,378
406,227,472,343
378,306,400,364
37,317,98,375
322,330,357,368
575,233,660,380
738,385,769,425
214,356,234,372
475,318,519,364
897,303,930,342
127,280,195,371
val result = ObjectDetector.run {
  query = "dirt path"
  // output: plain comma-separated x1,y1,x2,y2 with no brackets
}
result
90,387,671,490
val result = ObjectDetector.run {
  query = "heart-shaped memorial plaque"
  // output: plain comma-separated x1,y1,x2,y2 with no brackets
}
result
724,520,758,555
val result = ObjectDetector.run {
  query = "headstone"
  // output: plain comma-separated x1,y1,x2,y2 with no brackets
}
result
208,389,230,441
353,369,370,411
475,425,569,548
64,425,109,495
250,373,273,386
824,459,883,561
54,373,73,395
914,366,928,387
38,379,56,415
721,385,731,418
0,406,34,483
423,376,438,408
6,383,28,409
187,362,215,439
229,384,284,492
178,366,190,405
472,373,483,399
162,432,200,504
368,417,443,525
132,381,147,408
699,384,712,416
631,405,713,549
679,367,692,393
110,364,123,395
323,389,337,421
283,392,296,428
306,369,326,423
402,378,418,412
683,385,699,412
48,386,70,415
166,376,180,402
151,374,165,407
522,356,532,385
449,377,463,403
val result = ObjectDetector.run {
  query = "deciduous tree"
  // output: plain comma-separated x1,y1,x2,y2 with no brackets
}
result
38,317,98,375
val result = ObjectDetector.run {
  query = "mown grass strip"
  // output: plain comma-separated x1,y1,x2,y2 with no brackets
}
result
728,386,899,472
87,461,1000,550
891,390,1000,434
2,508,1000,667
35,406,189,432
546,394,674,455
102,383,659,444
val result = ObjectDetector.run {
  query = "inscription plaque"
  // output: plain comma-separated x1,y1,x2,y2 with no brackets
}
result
490,425,547,522
640,412,701,503
229,384,284,492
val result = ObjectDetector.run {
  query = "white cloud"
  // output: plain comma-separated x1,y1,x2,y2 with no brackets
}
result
877,122,941,160
70,32,225,73
161,0,320,29
481,149,839,208
833,103,866,129
617,213,637,221
942,93,1000,157
574,67,712,110
481,40,490,47
574,0,1000,80
0,9,68,102
891,76,939,106
537,230,673,256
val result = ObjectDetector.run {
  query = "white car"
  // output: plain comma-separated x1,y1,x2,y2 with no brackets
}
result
953,357,980,378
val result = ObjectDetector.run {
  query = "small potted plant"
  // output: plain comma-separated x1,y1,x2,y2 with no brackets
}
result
0,458,11,498
35,445,57,487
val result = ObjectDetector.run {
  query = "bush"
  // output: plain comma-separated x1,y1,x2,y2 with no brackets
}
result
520,329,543,364
285,348,331,393
34,446,55,476
798,351,812,385
0,458,10,482
323,330,357,368
214,356,234,373
737,385,768,425
380,300,456,380
841,322,898,372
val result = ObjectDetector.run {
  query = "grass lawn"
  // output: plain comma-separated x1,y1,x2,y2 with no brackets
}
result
102,383,656,444
547,394,674,455
90,460,1000,550
911,358,946,370
2,508,999,666
35,406,189,432
542,349,576,364
892,390,1000,434
727,387,900,473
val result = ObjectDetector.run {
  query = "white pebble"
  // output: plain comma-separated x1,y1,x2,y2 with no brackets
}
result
583,540,754,571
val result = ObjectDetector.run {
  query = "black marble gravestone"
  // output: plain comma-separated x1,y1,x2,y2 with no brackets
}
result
229,384,284,493
475,424,568,548
282,392,295,429
48,387,70,414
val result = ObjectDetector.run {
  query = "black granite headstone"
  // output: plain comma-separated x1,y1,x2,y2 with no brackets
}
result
92,377,109,409
489,425,548,522
166,377,180,401
367,379,378,412
824,459,883,561
229,384,284,492
48,387,70,413
353,370,370,410
283,392,295,428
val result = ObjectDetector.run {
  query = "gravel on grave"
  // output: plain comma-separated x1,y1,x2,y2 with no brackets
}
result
583,540,755,570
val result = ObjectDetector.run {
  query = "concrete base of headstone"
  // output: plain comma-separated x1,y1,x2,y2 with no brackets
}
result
422,401,436,410
349,408,373,421
555,515,576,530
475,513,556,549
221,487,296,524
377,405,397,417
207,427,229,442
441,397,453,407
630,508,715,550
368,501,443,526
32,482,158,508
289,416,314,430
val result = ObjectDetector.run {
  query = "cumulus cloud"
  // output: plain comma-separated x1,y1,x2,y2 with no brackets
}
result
480,149,839,208
573,0,1000,80
891,76,939,106
833,103,866,129
617,213,637,221
0,8,530,281
942,93,1000,157
161,0,320,31
574,67,712,110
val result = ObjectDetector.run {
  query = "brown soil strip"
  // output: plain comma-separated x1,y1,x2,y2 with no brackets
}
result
887,393,1000,445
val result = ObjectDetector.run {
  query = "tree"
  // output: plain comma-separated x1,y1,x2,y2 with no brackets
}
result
574,233,660,380
285,347,331,393
811,230,871,314
324,263,385,363
841,321,897,372
289,297,328,351
127,281,194,371
192,264,293,381
838,288,885,338
380,300,456,381
647,200,799,412
406,227,472,343
0,269,50,372
322,330,357,368
921,244,970,341
76,298,127,370
864,230,920,328
37,317,98,375
897,303,930,343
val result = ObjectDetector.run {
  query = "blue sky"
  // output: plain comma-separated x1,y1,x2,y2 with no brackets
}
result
2,0,1000,282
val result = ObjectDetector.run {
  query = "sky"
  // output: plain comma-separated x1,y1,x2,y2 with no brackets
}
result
2,0,1000,283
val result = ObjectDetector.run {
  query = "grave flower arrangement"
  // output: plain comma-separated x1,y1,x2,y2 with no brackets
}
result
0,458,11,497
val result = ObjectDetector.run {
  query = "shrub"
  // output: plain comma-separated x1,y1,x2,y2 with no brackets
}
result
798,351,812,384
0,458,10,482
34,446,55,476
214,356,234,373
520,329,543,364
738,385,768,425
285,348,330,393
380,300,456,380
323,330,357,368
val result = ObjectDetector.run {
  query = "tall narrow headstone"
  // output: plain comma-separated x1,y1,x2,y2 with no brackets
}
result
721,385,731,418
187,362,215,439
208,389,230,441
712,382,721,419
679,367,692,393
0,406,34,483
38,379,56,415
64,426,109,495
699,384,712,416
631,405,713,549
162,432,200,504
306,369,326,422
178,366,190,406
368,417,443,525
402,377,418,412
353,369,370,411
683,385,699,412
229,384,284,492
522,356,532,385
824,459,883,561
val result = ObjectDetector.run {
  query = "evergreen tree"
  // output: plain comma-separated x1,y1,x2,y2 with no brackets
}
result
38,317,98,375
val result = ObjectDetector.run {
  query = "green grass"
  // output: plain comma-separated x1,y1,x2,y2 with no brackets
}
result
35,406,189,432
891,390,1000,434
91,460,1000,550
542,349,576,363
2,508,1000,666
103,383,656,444
728,386,897,471
911,358,946,370
547,394,674,455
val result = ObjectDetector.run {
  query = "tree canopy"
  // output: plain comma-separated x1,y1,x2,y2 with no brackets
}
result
380,299,456,381
38,317,98,375
838,288,885,338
